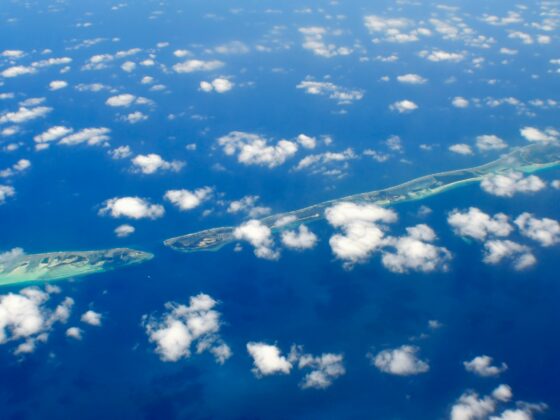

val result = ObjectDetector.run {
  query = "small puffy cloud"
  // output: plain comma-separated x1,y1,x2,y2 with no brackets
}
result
476,135,507,151
293,347,345,389
369,345,429,376
295,148,356,174
122,111,148,124
214,41,250,55
390,100,418,113
144,294,231,364
199,78,234,93
81,310,102,326
49,80,68,91
1,65,37,78
281,225,318,250
0,286,74,354
520,126,558,142
381,224,451,273
114,224,135,238
65,327,83,340
106,94,137,107
109,145,132,159
0,106,52,125
173,59,224,73
296,79,364,105
234,220,279,260
296,134,316,149
0,159,31,178
464,355,508,377
419,49,465,62
452,97,470,108
227,195,271,218
217,131,298,168
34,126,73,144
131,153,184,174
164,187,213,211
481,172,546,197
492,384,513,403
448,208,513,241
0,185,15,204
99,196,165,219
247,342,292,376
514,213,560,247
59,127,110,146
483,240,536,270
364,15,429,43
121,61,136,72
299,26,352,58
449,143,474,155
396,74,427,84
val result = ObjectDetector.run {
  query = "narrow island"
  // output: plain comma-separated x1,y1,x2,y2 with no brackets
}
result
0,248,153,287
164,141,560,254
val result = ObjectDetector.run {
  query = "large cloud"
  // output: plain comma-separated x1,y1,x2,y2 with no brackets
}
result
164,187,213,211
217,131,298,168
514,213,560,247
144,293,231,364
481,172,546,197
99,196,165,219
448,208,513,241
483,240,536,270
0,286,74,355
233,220,279,260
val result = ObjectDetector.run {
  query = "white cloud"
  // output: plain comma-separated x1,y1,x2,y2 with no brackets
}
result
294,347,345,389
233,220,279,260
281,225,318,250
0,185,15,204
227,195,271,218
449,144,474,155
0,106,52,125
296,79,364,105
296,134,316,149
515,213,560,247
370,345,429,375
114,224,135,238
65,327,83,340
214,41,249,55
390,100,418,113
81,310,102,326
326,203,397,265
452,97,470,108
419,49,465,62
99,196,165,219
492,384,513,403
217,131,298,168
144,293,231,364
364,15,429,43
164,187,213,211
106,94,137,107
0,286,73,354
476,135,507,151
520,126,558,142
123,111,148,124
109,145,132,159
481,172,546,197
247,342,292,376
1,65,36,78
299,26,352,58
34,126,73,144
464,355,508,377
199,78,234,93
451,390,497,420
381,224,451,273
59,127,110,146
131,153,184,174
295,148,356,173
396,74,427,84
49,80,68,91
173,59,224,73
121,61,136,72
448,208,513,241
483,240,536,270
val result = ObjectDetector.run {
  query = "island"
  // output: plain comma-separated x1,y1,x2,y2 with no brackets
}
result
0,248,153,287
164,141,560,254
